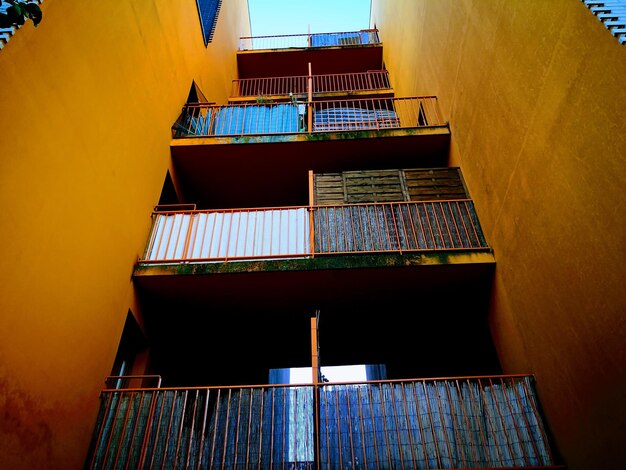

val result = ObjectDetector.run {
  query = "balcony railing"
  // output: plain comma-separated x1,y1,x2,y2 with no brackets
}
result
86,375,561,469
231,70,391,98
139,201,488,264
239,29,381,51
172,97,445,138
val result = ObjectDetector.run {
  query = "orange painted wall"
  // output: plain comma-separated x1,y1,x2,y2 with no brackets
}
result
0,1,249,468
371,1,626,468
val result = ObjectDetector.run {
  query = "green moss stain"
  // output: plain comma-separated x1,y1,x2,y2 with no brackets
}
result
133,250,494,278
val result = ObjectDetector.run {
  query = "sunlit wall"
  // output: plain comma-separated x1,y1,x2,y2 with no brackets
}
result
0,0,249,467
370,1,626,469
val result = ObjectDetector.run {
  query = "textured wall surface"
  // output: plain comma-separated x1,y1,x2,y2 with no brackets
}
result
0,0,249,468
370,1,626,468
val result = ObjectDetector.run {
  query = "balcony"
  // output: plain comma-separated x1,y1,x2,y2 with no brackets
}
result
86,375,563,469
229,70,393,102
139,201,488,265
173,96,443,138
236,30,383,79
239,30,381,51
170,97,450,208
133,200,495,309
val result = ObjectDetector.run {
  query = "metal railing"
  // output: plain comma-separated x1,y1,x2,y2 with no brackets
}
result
172,96,445,138
86,375,561,469
139,200,488,264
231,71,391,98
239,29,380,51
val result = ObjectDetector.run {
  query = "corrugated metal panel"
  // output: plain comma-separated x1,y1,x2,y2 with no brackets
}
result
581,0,626,44
212,103,301,135
174,103,303,136
145,208,310,262
310,30,380,47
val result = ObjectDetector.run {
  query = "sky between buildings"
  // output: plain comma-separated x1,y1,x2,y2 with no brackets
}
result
245,0,373,383
247,0,372,36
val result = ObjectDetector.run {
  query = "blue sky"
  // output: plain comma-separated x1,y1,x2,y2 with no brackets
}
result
247,0,372,36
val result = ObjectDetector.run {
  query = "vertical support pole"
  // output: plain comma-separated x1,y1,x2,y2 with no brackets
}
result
308,170,315,258
307,62,313,133
311,314,319,385
311,310,321,470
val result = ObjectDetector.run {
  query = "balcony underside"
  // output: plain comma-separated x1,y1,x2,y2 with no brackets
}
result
236,45,384,79
134,253,497,385
170,127,450,208
133,252,497,386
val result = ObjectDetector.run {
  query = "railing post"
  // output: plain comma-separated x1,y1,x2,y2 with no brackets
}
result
311,312,321,470
308,170,315,258
311,314,319,385
307,62,313,133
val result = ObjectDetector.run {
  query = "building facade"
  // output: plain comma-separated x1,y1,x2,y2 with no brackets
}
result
369,1,626,469
1,1,624,469
0,1,249,468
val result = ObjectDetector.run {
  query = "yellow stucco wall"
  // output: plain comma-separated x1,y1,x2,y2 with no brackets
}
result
371,1,626,468
0,1,250,468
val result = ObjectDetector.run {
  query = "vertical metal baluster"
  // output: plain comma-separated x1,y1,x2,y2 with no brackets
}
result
221,389,233,468
433,381,455,467
172,390,189,469
355,386,368,469
442,381,468,468
233,387,244,470
334,385,343,469
89,391,114,470
379,383,394,469
421,381,443,469
438,201,455,248
453,380,479,466
365,383,381,469
102,391,126,470
520,376,554,464
487,377,518,466
125,391,147,470
512,377,544,464
466,200,485,247
453,201,472,248
410,382,430,468
195,389,210,470
429,202,446,248
389,384,405,470
112,390,137,469
147,390,168,469
160,391,181,469
269,388,275,470
345,385,356,468
257,388,265,470
242,388,252,468
209,389,222,469
465,379,492,467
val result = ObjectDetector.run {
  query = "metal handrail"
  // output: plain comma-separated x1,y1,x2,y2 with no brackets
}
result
231,70,391,97
239,29,380,50
87,374,561,469
172,96,446,138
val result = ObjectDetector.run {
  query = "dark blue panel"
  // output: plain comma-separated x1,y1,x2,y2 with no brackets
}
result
196,0,222,44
